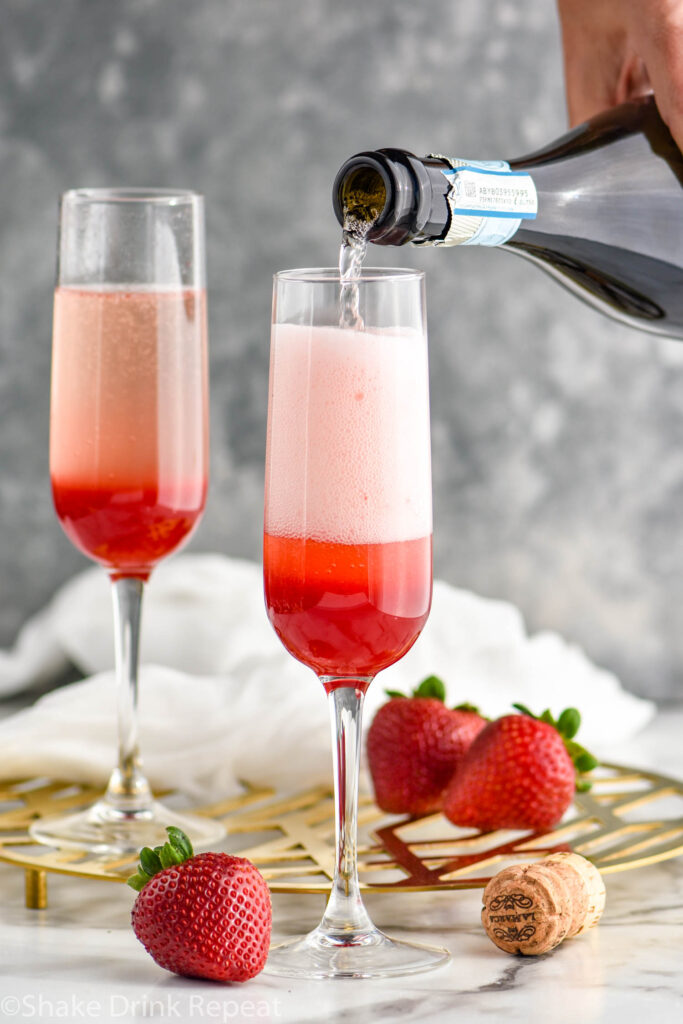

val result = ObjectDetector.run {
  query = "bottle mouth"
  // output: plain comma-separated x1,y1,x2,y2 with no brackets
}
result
332,155,394,239
336,164,389,230
332,150,439,245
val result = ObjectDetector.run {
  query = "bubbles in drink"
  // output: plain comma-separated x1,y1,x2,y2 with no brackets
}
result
265,323,432,546
338,223,368,329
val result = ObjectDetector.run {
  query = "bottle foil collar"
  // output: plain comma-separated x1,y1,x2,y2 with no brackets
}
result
423,155,538,247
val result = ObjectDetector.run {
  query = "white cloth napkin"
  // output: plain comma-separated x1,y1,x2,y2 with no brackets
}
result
0,555,655,800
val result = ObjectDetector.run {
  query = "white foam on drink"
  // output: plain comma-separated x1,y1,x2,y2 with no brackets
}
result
265,323,432,545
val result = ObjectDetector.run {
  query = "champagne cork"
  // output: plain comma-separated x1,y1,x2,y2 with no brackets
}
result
528,860,588,938
544,851,606,934
481,853,605,955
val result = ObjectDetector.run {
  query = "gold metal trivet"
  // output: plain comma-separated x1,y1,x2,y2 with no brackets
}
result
0,762,681,908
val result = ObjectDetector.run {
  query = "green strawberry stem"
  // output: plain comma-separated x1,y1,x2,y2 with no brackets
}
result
127,827,194,891
511,702,599,789
385,674,447,701
384,675,483,716
413,675,447,700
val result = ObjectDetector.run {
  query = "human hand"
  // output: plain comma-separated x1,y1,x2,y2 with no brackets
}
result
557,0,683,150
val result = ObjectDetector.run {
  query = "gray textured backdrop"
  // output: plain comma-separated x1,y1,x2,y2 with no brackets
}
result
1,0,682,700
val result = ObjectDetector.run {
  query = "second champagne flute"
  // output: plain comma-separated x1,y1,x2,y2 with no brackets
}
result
264,267,450,978
30,188,225,855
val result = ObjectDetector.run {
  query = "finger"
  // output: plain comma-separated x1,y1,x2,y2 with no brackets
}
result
615,56,653,106
562,45,627,126
639,15,683,150
557,7,628,125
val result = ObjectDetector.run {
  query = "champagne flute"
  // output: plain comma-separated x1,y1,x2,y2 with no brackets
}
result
263,267,450,978
30,188,225,855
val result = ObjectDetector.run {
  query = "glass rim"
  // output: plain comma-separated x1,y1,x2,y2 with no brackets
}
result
274,267,425,284
61,187,202,206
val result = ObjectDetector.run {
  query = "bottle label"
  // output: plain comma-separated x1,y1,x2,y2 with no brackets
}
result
429,158,538,247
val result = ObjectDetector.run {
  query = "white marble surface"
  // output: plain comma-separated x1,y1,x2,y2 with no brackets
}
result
0,710,682,1024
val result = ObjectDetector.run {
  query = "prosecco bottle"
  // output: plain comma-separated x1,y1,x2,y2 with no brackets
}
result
332,96,683,338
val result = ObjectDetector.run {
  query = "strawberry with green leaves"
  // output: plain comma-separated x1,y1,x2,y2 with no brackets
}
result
443,704,598,832
366,675,487,815
128,827,271,983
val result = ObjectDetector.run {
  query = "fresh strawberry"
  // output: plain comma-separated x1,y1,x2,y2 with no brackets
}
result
366,675,487,815
443,704,598,832
128,827,271,982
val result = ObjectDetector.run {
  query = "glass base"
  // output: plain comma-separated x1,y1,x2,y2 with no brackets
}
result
264,924,450,979
28,798,226,857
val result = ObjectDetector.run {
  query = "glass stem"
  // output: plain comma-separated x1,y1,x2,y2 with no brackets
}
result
104,576,153,815
319,680,374,938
